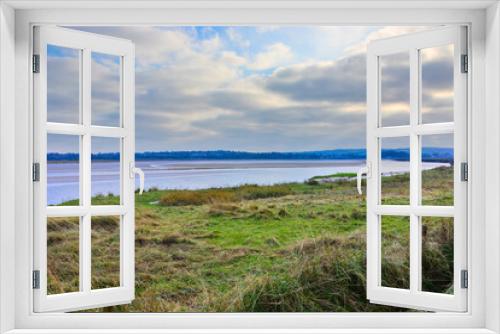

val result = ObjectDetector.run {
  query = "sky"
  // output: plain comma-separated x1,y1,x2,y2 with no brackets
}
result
46,25,454,153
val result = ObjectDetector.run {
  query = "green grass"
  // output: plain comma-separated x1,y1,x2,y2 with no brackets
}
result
310,172,357,180
46,166,454,312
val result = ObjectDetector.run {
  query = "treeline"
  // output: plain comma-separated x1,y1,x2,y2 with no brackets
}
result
47,148,453,163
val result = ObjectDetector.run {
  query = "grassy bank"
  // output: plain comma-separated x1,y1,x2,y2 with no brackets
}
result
47,166,454,312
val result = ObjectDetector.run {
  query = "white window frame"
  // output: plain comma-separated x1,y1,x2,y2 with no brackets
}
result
32,26,136,312
366,26,468,312
0,1,499,333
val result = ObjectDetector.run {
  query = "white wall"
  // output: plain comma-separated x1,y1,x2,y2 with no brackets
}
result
0,2,16,333
485,2,500,332
1,2,498,332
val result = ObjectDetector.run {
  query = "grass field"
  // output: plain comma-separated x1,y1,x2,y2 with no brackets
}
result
47,166,454,312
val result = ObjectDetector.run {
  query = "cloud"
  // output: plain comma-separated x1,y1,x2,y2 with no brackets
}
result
316,26,374,54
345,26,432,55
48,26,454,152
421,45,454,90
226,27,250,48
74,26,223,71
248,43,294,70
380,52,410,108
91,54,121,126
220,51,247,67
199,35,222,54
47,52,80,124
264,54,366,103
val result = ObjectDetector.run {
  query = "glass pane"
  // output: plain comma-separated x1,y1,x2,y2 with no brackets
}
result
47,45,80,124
91,216,121,289
47,134,80,206
421,134,454,206
421,45,454,124
380,52,410,127
381,215,410,289
421,217,454,294
92,52,121,127
91,137,121,205
380,137,410,205
47,216,80,294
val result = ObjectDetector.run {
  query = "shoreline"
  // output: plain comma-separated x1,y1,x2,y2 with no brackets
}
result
48,159,451,171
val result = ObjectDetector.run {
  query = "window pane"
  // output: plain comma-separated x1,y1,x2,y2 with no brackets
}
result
47,134,80,206
381,215,410,289
380,52,410,127
421,217,454,294
47,45,80,124
91,216,121,289
47,216,80,294
92,52,121,127
380,137,410,205
421,45,454,124
421,134,454,206
91,137,121,205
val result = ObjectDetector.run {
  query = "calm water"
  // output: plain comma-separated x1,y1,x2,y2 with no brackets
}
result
47,159,448,205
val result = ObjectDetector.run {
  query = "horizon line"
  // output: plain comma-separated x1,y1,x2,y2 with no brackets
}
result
47,147,453,155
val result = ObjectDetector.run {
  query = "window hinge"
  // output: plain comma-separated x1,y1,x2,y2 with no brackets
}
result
32,270,40,289
461,54,468,73
461,269,468,289
32,162,40,182
32,54,40,73
461,162,468,182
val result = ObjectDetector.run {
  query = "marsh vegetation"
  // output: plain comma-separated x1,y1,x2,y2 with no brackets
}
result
47,166,454,312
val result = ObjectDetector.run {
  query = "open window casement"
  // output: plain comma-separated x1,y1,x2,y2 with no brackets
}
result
33,26,139,312
365,26,468,312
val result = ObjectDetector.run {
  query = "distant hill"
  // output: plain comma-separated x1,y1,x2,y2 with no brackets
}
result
47,148,453,163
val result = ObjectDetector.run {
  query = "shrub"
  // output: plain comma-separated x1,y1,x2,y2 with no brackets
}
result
237,184,293,200
160,184,294,207
305,179,319,185
159,189,237,206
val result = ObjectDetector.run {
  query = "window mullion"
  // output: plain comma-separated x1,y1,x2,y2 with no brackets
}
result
81,47,92,293
409,48,421,293
121,52,134,293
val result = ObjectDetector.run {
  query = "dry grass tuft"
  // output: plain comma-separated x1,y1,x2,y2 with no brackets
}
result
159,184,294,207
160,189,237,206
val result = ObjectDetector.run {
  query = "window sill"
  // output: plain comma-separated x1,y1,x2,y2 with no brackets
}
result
4,329,497,334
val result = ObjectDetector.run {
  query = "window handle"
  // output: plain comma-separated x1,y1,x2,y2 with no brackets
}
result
357,162,371,195
130,163,145,195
